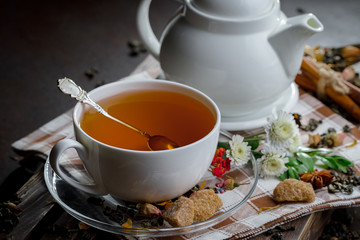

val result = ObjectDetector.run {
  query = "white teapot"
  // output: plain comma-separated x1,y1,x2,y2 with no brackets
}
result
137,0,323,129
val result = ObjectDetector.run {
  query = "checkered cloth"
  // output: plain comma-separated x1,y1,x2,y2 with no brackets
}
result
12,68,360,240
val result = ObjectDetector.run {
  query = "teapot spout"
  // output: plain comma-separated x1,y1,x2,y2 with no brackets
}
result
269,13,323,79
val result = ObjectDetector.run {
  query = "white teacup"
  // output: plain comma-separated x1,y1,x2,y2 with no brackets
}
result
49,79,220,203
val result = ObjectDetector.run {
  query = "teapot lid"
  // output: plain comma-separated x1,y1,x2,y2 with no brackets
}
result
190,0,274,19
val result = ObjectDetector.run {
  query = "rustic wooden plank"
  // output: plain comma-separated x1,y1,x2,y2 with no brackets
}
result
251,214,308,239
10,169,56,240
251,210,333,239
297,210,334,240
38,211,127,240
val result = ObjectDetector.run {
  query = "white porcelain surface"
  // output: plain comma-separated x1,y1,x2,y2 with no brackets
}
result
137,0,323,120
49,79,221,203
221,83,299,130
191,0,273,18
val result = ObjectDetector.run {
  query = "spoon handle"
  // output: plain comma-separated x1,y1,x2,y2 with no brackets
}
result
58,77,104,113
57,78,149,137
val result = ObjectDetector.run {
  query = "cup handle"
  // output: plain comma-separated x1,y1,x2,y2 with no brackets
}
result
49,139,105,195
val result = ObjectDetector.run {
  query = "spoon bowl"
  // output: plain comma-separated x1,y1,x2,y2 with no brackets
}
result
147,135,179,151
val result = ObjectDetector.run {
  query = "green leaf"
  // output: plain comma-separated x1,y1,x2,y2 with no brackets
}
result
298,146,334,155
288,156,302,165
246,139,259,150
332,155,354,167
313,155,336,169
294,164,308,173
217,141,230,149
280,171,289,181
285,161,297,167
322,155,354,173
252,151,263,160
323,156,339,170
288,167,299,179
296,152,314,172
337,164,348,173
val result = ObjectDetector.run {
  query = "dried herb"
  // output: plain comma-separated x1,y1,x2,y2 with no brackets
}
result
84,67,99,79
328,168,360,194
307,128,346,148
0,202,21,234
87,197,165,229
280,147,353,181
303,120,322,132
265,225,295,240
95,80,106,88
46,218,114,240
138,203,162,218
103,205,137,225
127,39,147,57
343,125,352,133
292,113,323,132
315,45,360,72
353,76,360,88
87,197,104,206
319,208,360,240
299,169,334,189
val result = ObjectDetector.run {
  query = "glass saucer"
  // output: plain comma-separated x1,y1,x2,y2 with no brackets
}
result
44,153,258,237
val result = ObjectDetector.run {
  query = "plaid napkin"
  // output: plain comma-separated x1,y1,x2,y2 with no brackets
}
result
12,68,360,240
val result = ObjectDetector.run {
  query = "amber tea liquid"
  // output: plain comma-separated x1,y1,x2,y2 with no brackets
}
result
80,89,216,151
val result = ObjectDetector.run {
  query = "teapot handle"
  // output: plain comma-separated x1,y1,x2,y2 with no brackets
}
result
137,0,184,60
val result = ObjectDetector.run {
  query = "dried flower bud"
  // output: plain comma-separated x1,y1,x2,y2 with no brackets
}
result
341,45,360,59
342,66,356,81
330,132,345,147
216,177,235,190
307,134,322,147
6,202,22,213
138,203,162,218
78,221,91,230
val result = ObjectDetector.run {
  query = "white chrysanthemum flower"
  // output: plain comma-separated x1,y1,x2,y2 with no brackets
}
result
258,144,287,177
287,131,301,154
265,110,298,150
226,134,251,166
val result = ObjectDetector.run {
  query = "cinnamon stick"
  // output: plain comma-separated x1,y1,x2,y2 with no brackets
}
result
295,74,317,93
301,56,320,80
325,85,360,121
297,57,360,122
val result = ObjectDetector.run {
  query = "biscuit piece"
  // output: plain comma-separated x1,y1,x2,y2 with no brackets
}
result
190,189,223,222
273,179,315,203
163,196,194,227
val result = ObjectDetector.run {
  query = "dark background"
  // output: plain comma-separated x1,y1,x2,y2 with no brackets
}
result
1,0,360,187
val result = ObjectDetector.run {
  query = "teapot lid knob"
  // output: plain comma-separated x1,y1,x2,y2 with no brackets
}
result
191,0,274,19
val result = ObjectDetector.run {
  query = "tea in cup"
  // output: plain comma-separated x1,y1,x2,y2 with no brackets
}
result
49,78,220,203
